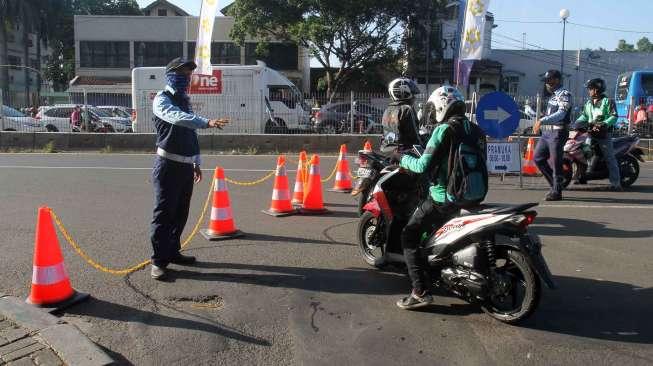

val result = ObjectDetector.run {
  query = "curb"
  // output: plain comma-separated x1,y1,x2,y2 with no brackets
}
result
0,294,113,366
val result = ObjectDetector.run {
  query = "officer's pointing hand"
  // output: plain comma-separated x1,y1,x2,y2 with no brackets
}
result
208,118,230,129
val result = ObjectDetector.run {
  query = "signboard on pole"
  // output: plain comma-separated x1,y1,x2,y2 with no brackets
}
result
475,91,520,139
486,142,521,173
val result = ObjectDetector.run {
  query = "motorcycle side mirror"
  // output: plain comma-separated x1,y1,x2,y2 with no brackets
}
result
384,132,396,144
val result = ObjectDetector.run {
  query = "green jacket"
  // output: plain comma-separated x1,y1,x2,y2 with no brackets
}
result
575,95,618,127
399,122,458,203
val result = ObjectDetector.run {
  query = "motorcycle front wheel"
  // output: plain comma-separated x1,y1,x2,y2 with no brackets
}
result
357,211,387,268
481,249,541,324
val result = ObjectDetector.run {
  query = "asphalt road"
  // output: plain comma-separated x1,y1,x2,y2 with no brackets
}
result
0,152,652,365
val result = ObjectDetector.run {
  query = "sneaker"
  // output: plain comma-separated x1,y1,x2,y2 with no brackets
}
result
544,192,562,201
170,254,196,265
151,265,167,280
396,290,433,310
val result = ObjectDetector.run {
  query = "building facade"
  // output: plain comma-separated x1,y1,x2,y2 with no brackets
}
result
491,49,653,101
0,22,52,107
72,2,311,95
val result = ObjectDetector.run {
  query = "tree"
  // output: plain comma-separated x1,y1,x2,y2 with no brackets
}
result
228,0,406,100
0,0,19,103
615,39,636,52
636,37,653,52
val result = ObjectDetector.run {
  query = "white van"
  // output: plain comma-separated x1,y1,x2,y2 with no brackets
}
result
131,61,311,134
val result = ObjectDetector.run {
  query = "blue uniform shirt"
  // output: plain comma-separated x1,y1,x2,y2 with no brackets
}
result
540,86,573,126
152,85,209,165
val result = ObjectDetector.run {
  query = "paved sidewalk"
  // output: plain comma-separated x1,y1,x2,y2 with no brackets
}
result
0,316,63,365
0,295,112,366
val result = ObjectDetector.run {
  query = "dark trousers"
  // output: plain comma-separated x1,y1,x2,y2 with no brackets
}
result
401,198,456,293
150,157,194,267
534,129,569,195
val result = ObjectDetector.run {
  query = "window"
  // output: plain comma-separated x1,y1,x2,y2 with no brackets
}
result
506,76,519,96
157,9,167,16
80,41,130,68
245,43,298,70
2,106,26,117
8,56,21,66
135,42,183,67
187,42,241,64
269,85,296,109
45,108,73,118
641,74,653,96
616,73,631,101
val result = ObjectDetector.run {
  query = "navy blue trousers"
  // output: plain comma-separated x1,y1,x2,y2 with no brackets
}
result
150,157,194,267
534,129,569,195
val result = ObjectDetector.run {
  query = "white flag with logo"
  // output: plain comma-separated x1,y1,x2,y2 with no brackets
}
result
460,0,490,60
194,0,220,75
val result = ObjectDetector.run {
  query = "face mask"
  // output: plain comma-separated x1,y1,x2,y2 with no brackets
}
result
165,72,190,95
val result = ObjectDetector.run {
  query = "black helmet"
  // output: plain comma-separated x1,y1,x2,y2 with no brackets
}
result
543,69,562,82
585,78,606,94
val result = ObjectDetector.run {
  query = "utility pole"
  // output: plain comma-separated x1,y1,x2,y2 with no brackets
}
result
425,3,432,96
560,9,570,82
522,33,526,50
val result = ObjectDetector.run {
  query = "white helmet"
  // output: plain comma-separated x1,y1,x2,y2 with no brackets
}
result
388,77,420,102
425,85,465,123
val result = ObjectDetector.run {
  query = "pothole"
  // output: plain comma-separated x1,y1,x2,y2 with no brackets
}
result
166,295,224,310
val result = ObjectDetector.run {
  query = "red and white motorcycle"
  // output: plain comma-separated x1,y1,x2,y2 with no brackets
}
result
357,166,555,324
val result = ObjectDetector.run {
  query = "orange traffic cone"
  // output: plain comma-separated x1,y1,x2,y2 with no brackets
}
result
363,140,373,152
328,144,353,193
26,206,89,312
201,167,244,240
263,155,297,217
300,154,329,215
522,137,539,176
292,151,308,206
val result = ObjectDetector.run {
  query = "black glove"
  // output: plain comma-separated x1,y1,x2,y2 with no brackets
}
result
390,151,403,165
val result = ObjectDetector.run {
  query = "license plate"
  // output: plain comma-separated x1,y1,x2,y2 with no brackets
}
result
357,167,373,178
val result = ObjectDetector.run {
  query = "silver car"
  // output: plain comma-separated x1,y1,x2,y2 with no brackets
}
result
1,105,45,132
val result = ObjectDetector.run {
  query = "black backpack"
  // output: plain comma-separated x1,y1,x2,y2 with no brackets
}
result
443,118,488,208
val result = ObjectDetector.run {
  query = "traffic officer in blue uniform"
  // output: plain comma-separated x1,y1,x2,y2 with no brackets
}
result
150,57,228,280
533,69,573,201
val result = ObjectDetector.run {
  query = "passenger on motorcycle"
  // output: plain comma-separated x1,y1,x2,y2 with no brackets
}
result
392,86,482,310
381,78,423,151
574,78,622,190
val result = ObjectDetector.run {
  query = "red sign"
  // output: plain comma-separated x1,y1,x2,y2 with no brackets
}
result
189,70,223,94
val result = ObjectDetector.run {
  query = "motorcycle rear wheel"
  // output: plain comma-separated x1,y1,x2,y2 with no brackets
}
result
561,158,574,189
481,249,541,324
357,211,387,268
619,155,639,188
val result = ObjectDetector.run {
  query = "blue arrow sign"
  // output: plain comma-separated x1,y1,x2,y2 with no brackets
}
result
475,92,520,139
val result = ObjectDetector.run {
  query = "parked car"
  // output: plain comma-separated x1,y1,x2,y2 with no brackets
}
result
97,105,134,119
36,105,132,132
313,102,384,133
1,105,45,132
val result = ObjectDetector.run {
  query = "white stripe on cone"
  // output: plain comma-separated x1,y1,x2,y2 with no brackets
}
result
310,166,320,175
272,189,290,201
276,166,287,176
32,263,68,285
335,172,349,181
214,179,227,192
211,206,233,221
294,181,303,191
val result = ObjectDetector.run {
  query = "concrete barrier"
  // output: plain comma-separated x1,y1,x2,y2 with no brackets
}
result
0,132,382,154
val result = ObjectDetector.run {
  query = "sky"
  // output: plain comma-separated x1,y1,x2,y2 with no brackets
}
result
136,0,653,51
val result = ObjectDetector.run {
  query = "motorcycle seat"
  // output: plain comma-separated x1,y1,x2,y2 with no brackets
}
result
459,203,539,216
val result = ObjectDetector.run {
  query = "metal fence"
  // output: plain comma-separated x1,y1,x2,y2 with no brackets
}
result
2,87,652,138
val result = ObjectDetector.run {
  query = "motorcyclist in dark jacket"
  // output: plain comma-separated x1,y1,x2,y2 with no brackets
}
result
381,78,422,151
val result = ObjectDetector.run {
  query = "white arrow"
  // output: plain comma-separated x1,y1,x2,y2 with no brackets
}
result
484,106,513,124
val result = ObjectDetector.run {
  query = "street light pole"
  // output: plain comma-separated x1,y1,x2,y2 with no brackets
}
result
559,9,570,83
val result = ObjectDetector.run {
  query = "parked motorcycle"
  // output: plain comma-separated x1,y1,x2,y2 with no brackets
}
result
562,129,645,188
358,166,555,323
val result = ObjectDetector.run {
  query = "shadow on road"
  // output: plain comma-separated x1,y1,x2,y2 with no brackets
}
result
531,216,653,238
325,210,360,219
525,275,653,344
168,262,409,296
242,232,353,246
65,296,270,347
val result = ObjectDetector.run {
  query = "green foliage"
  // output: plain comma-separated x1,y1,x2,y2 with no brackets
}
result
42,141,57,153
616,39,636,52
228,0,407,99
636,37,653,52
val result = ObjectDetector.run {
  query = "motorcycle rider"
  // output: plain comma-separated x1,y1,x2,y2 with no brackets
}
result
392,86,482,309
574,78,621,190
381,78,423,151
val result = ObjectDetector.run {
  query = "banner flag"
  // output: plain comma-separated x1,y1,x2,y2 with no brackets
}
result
194,0,220,76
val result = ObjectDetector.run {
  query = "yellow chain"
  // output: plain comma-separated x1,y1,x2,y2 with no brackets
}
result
224,170,276,186
50,177,215,276
321,162,338,183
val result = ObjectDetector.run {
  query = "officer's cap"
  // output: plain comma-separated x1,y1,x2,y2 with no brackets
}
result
166,57,197,73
